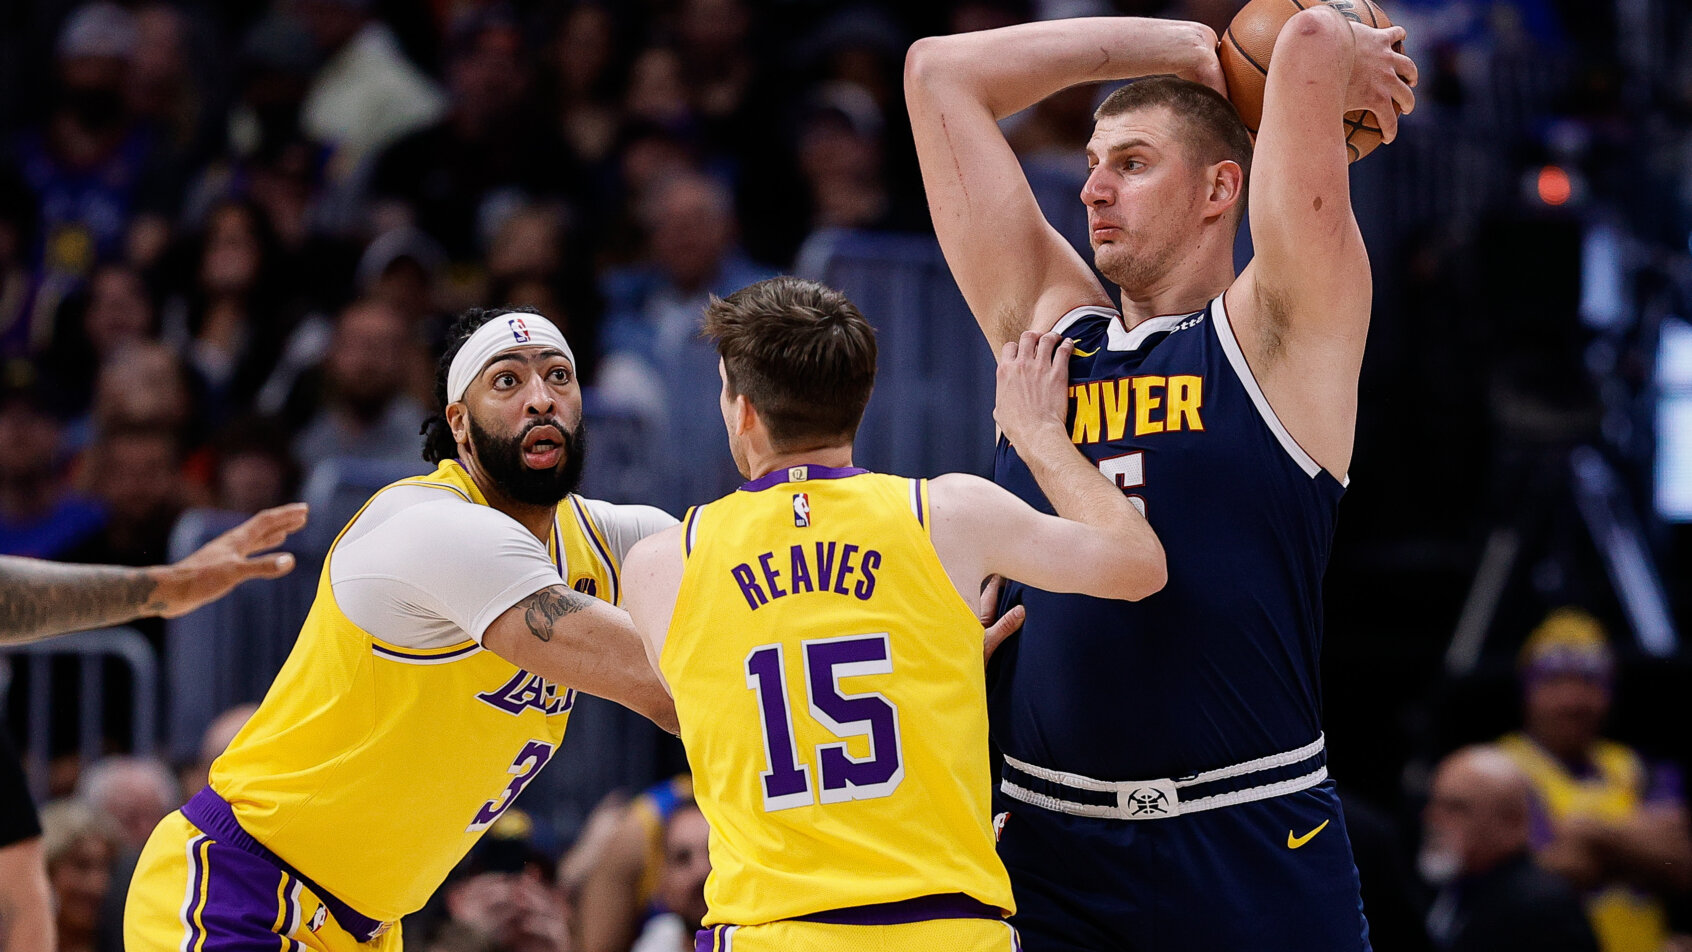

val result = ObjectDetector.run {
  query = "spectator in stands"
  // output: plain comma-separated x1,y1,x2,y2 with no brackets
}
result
597,172,774,510
796,82,894,232
77,756,181,853
297,0,446,196
629,800,710,952
289,298,427,467
78,343,202,474
435,811,570,952
159,199,300,416
369,8,577,265
79,755,181,952
40,800,122,952
541,2,622,170
1421,745,1598,951
575,775,694,952
66,424,189,571
209,417,300,515
41,260,160,417
1497,608,1692,952
15,3,172,329
0,366,105,557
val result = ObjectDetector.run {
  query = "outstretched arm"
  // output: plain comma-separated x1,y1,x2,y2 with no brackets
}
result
482,585,679,735
1232,7,1415,475
906,18,1222,349
0,503,308,644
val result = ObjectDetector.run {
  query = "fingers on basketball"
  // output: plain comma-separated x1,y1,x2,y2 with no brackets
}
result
1218,0,1394,162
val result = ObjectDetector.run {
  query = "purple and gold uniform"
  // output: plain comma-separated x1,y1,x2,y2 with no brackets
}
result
125,461,631,952
664,465,1019,952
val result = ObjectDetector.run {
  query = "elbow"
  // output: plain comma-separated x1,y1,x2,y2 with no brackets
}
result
1111,540,1168,602
904,36,958,97
1276,7,1351,61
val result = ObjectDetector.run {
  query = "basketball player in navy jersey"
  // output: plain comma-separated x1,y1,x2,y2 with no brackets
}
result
907,12,1415,952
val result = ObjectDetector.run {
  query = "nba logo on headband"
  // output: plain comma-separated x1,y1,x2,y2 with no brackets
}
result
508,317,530,343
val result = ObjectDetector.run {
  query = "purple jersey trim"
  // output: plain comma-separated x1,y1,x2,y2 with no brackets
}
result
739,464,868,493
792,892,1003,926
182,788,390,942
371,642,481,662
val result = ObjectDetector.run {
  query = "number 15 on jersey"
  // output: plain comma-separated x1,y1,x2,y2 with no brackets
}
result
745,633,906,812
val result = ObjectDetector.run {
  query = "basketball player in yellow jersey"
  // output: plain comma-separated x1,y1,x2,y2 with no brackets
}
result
125,306,680,952
619,277,1168,952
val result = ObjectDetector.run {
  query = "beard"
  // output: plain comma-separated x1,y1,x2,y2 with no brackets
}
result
1094,236,1179,295
466,412,587,507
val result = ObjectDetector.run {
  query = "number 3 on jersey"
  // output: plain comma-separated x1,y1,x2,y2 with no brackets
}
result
1098,450,1148,515
468,739,555,831
745,633,905,812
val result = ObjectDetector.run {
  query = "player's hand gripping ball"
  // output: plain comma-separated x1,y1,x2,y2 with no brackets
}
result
1219,0,1398,162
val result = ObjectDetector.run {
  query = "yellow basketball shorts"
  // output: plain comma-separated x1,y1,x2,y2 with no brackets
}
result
695,917,1022,952
125,812,405,952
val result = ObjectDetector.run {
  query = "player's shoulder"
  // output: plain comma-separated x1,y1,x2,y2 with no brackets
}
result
927,472,1014,517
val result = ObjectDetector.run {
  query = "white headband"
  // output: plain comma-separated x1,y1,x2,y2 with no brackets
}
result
447,313,575,403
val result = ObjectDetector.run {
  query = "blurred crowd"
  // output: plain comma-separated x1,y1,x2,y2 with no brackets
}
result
4,0,1692,950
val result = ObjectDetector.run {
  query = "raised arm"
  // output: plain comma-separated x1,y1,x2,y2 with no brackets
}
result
482,586,679,735
930,331,1165,601
0,503,308,644
905,19,1222,349
1232,7,1415,474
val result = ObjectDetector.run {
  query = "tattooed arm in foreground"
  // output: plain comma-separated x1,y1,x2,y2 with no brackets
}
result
0,503,308,644
482,586,680,734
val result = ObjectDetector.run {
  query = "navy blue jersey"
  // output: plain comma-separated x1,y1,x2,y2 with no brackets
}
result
992,294,1345,781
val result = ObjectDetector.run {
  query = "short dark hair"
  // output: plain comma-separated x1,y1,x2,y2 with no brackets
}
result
1096,75,1254,215
702,277,876,452
420,305,546,463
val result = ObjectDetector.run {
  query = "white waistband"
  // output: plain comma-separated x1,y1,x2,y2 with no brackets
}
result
1000,734,1327,820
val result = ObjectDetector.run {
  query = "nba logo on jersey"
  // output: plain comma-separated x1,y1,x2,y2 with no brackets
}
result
309,906,328,933
792,493,810,527
508,317,531,343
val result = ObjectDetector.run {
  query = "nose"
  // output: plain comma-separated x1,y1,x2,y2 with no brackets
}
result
521,376,556,415
1080,166,1112,208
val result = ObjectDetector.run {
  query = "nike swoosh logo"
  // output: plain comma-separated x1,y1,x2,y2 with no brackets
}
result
1287,819,1330,849
1072,346,1098,357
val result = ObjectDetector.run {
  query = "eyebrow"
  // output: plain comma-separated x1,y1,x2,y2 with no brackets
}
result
1086,137,1156,163
479,348,571,376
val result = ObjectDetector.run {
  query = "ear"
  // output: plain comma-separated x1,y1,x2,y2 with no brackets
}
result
732,394,757,437
445,403,468,446
1206,160,1244,219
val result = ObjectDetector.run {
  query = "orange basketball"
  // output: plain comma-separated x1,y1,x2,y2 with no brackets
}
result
1218,0,1393,162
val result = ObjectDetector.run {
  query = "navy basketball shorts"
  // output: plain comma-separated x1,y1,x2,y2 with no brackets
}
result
994,780,1371,952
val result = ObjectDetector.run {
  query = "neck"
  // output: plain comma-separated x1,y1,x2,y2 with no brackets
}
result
747,443,854,480
459,455,555,542
1114,235,1235,329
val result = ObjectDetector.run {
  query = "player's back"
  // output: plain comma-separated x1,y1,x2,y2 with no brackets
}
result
993,295,1343,785
663,465,1013,927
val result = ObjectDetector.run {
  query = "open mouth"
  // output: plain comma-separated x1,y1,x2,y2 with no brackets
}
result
521,425,565,468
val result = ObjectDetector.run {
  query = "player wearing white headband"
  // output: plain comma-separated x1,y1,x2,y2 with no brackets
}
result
125,306,680,952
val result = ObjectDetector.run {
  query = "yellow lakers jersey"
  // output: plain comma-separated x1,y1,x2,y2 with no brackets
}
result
1499,733,1667,952
661,465,1013,926
210,461,619,922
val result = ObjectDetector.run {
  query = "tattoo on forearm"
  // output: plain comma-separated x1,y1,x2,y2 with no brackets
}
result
521,587,589,643
0,558,160,644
